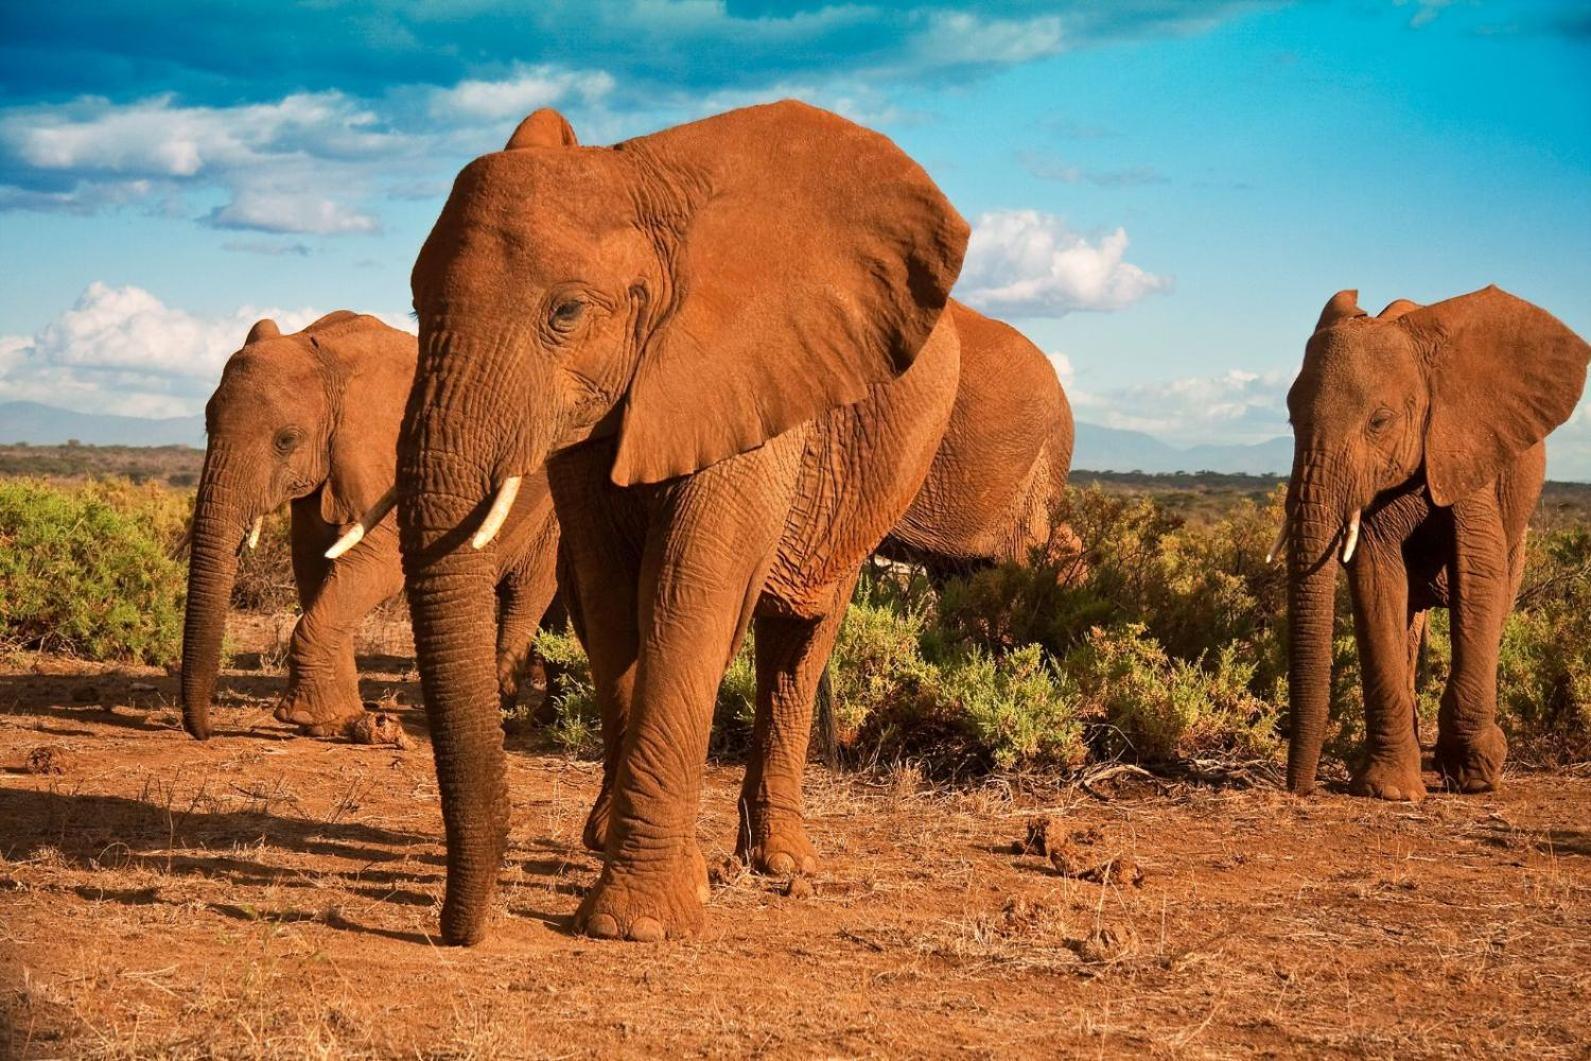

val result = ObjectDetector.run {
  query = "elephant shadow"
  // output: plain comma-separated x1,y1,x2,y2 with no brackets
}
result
1,785,445,942
3,786,594,942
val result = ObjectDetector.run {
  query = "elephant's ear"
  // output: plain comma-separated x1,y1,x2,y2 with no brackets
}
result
246,319,280,344
608,100,970,485
1314,290,1365,332
311,316,420,528
1409,285,1590,506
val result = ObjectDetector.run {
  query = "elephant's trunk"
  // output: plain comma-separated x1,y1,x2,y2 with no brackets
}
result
1284,457,1345,795
179,451,248,740
399,323,539,946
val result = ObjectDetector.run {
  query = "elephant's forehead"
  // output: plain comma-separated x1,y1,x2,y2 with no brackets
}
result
450,149,636,234
421,150,646,290
1292,324,1419,409
214,344,326,411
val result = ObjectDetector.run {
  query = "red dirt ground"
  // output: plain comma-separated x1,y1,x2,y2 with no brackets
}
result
2,638,1588,1058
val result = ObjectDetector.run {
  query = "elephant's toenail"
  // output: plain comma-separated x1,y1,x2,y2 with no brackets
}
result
765,852,795,876
584,913,621,939
628,917,665,943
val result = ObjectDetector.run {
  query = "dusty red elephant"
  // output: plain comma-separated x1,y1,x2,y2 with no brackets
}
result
178,312,561,740
1278,286,1589,800
394,101,988,944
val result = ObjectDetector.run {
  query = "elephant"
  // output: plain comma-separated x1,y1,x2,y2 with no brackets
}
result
1279,286,1588,801
561,297,1077,872
395,101,969,944
178,311,562,741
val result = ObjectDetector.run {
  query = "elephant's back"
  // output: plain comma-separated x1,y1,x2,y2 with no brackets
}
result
883,301,1067,565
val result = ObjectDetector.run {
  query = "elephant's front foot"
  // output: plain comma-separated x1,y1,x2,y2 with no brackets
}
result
1434,725,1507,794
1349,751,1427,802
736,803,818,877
576,842,706,942
273,682,365,737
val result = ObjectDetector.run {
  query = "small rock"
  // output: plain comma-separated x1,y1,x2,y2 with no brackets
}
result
129,682,158,693
346,712,412,748
783,876,816,899
25,746,72,775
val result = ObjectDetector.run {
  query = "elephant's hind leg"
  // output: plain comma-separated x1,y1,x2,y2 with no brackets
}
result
738,572,857,877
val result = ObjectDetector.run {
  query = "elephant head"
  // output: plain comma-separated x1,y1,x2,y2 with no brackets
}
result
1280,285,1589,793
181,312,416,739
397,101,967,943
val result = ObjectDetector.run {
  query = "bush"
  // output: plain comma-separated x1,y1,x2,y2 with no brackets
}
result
1065,624,1279,763
0,478,187,664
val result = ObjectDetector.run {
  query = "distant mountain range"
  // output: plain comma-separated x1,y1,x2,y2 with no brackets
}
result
1073,422,1291,475
0,401,205,448
1,399,1296,475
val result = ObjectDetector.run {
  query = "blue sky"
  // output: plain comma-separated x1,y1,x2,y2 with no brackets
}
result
2,1,1588,475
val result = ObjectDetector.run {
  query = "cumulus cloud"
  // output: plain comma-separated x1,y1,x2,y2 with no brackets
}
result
1073,367,1291,446
428,66,617,122
0,283,405,418
957,210,1171,317
0,91,404,234
0,3,1274,234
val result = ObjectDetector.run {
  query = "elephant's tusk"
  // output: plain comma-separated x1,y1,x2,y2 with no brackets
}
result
246,516,263,551
1265,516,1289,565
324,486,399,560
1341,508,1362,564
325,523,365,560
471,476,522,550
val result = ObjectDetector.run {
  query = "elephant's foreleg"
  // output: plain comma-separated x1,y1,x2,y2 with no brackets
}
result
1346,534,1426,801
1434,492,1512,792
737,571,856,877
575,437,797,942
276,521,404,735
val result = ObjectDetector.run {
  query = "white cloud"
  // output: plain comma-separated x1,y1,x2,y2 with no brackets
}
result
1548,400,1591,481
957,210,1171,317
428,66,616,122
1076,367,1291,446
0,283,404,418
906,12,1067,68
0,91,406,235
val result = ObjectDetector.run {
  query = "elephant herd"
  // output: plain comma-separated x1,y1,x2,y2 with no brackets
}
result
175,101,1590,944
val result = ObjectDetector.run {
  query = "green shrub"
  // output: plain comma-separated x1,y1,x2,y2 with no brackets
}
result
1064,624,1280,763
0,478,186,664
530,625,601,755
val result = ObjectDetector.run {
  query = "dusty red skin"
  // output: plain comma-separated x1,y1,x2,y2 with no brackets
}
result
179,313,561,742
1279,286,1589,800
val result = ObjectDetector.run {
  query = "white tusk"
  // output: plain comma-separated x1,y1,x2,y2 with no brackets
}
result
324,522,365,560
1265,517,1289,565
246,516,263,551
324,485,399,560
1341,508,1362,564
471,476,522,550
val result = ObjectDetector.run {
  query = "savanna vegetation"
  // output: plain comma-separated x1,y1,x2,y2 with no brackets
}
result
6,462,1586,780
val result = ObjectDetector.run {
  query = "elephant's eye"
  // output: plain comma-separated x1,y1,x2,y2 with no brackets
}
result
274,428,302,454
548,297,587,334
1368,408,1394,432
